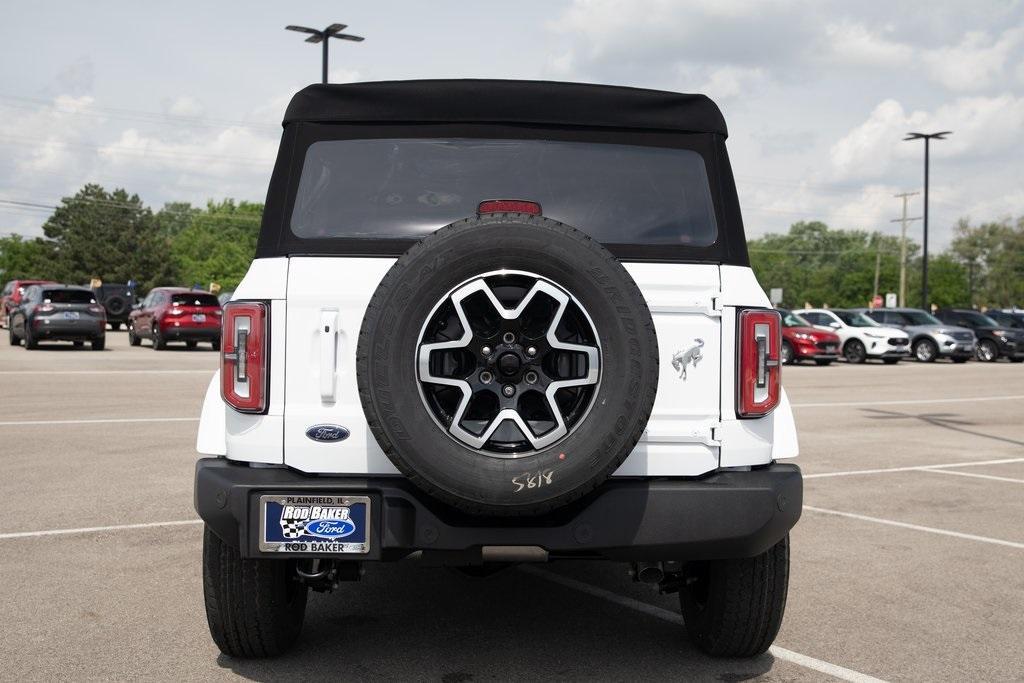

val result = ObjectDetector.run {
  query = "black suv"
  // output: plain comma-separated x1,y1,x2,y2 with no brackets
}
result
934,308,1024,362
8,284,106,350
91,283,137,331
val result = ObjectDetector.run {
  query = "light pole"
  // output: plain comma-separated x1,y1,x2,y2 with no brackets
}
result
903,131,950,312
285,23,364,84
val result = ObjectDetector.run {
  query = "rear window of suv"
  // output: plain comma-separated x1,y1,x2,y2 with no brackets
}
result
171,293,220,307
289,138,718,246
42,289,94,304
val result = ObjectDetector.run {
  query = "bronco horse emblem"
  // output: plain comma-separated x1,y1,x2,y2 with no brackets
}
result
671,339,704,380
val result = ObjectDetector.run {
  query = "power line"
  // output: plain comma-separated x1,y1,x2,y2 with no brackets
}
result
0,94,280,133
0,135,275,166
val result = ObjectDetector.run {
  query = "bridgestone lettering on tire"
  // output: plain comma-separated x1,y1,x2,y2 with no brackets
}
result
356,214,659,516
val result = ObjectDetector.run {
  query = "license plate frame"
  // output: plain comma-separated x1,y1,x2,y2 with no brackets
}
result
258,494,371,555
192,313,206,323
63,311,80,320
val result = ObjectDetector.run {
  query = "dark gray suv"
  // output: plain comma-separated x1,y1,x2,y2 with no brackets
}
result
856,307,975,363
7,284,107,350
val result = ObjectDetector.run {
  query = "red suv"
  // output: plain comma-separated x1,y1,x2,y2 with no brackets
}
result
128,287,222,350
1,279,55,328
779,308,840,365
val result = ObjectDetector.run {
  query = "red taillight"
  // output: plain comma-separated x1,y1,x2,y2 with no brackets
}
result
37,304,55,313
221,301,268,413
737,309,781,418
88,305,105,316
477,199,542,215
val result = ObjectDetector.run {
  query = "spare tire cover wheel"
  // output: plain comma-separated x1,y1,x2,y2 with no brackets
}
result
105,295,128,315
357,215,659,515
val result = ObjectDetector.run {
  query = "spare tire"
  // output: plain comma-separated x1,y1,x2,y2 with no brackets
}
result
357,214,659,516
104,294,129,316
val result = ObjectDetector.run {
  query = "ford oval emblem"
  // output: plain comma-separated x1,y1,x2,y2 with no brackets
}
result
304,517,356,539
305,424,350,443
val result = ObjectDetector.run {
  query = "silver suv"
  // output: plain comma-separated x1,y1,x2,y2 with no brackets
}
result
855,307,975,363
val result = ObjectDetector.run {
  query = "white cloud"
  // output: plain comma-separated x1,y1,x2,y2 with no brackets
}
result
97,127,277,178
691,65,768,100
830,95,1024,180
823,22,912,66
328,68,363,84
166,96,205,117
921,27,1024,91
1,95,98,176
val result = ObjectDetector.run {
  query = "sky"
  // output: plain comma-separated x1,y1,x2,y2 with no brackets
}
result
1,0,1022,248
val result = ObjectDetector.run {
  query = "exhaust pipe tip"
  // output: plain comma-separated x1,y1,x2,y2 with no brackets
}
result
635,561,665,584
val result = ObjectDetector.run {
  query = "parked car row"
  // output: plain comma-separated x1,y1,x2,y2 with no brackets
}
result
3,282,222,351
777,306,1024,365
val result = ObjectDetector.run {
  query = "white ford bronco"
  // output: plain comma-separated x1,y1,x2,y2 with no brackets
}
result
195,79,801,659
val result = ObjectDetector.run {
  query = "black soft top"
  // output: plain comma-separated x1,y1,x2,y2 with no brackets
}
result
283,79,727,136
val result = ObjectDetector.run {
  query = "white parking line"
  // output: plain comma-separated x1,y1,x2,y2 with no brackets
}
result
0,369,213,375
520,566,887,683
0,519,202,540
804,457,1024,479
804,506,1024,550
924,469,1024,485
0,417,199,427
791,395,1024,409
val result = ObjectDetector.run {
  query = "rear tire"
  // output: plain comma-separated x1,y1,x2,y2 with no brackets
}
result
680,535,790,658
202,526,307,658
8,324,20,346
109,322,121,331
73,341,84,348
152,325,166,350
186,340,197,349
128,323,141,346
91,336,105,351
24,325,37,350
843,339,866,364
211,337,221,351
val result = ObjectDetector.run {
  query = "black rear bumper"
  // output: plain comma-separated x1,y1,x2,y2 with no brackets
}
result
162,326,220,341
195,458,801,562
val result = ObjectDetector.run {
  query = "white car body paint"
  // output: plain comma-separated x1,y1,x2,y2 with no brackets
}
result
796,308,909,359
198,257,798,477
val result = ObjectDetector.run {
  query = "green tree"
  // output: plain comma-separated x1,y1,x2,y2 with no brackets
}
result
169,199,262,290
949,217,1024,307
42,184,174,289
155,201,201,239
748,221,911,308
904,253,968,309
0,235,57,280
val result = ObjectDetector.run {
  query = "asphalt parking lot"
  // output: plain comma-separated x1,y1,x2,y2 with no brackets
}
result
1,333,1022,681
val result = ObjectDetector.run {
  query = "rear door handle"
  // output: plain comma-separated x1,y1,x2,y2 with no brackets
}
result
320,309,339,402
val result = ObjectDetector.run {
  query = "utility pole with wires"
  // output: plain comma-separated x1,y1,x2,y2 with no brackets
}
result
872,242,882,306
890,191,921,308
285,23,365,84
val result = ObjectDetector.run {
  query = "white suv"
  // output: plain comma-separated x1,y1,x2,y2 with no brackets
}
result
796,308,910,363
194,80,801,659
